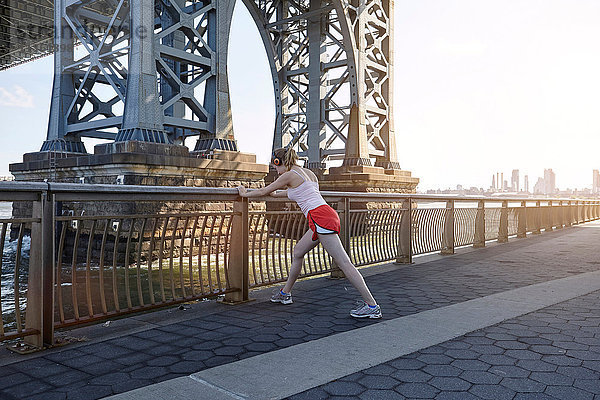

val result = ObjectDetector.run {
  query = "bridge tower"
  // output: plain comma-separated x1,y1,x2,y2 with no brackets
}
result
243,0,417,191
15,0,417,192
14,0,265,188
42,0,238,154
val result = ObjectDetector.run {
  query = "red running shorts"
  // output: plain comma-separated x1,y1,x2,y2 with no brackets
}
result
307,204,341,241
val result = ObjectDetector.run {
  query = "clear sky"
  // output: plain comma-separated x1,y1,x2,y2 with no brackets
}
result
1,0,599,191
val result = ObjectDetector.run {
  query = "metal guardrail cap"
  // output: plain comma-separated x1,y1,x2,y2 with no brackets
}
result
0,181,49,192
0,181,597,203
45,182,240,196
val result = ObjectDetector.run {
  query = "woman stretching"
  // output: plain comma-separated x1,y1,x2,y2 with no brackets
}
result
237,147,381,319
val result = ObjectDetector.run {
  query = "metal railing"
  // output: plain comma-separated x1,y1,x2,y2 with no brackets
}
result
0,183,47,346
1,181,599,350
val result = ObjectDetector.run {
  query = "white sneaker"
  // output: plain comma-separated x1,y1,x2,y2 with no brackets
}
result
271,289,293,304
350,301,382,319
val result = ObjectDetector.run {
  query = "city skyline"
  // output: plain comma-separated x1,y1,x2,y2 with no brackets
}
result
431,167,599,195
1,1,600,191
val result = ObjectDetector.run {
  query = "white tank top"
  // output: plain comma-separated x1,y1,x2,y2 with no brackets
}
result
287,169,327,216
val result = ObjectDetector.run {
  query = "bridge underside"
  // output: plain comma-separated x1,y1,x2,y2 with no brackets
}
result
0,0,54,71
0,0,112,71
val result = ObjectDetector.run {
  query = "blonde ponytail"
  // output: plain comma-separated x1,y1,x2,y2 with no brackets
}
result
272,147,299,170
284,148,298,169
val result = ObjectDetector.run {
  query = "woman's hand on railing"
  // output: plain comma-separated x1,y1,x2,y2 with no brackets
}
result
237,185,248,197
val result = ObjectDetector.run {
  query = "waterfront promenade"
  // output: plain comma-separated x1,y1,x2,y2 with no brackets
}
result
1,222,600,399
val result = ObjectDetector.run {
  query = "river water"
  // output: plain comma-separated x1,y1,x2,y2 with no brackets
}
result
1,202,30,319
0,203,11,218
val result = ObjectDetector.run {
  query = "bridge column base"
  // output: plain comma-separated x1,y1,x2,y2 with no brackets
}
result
9,142,268,217
320,165,419,194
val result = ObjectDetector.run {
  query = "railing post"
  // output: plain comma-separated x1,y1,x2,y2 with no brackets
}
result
517,200,527,238
474,200,485,248
25,190,54,348
396,199,412,264
498,200,508,243
225,197,249,303
545,201,553,232
587,202,591,221
585,202,590,222
533,201,541,234
331,197,350,278
554,201,562,229
565,201,572,227
441,200,454,255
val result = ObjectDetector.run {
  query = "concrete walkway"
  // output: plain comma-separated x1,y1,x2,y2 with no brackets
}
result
1,222,600,400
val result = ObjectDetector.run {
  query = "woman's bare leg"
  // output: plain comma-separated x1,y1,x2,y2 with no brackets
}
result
282,230,319,293
318,234,377,306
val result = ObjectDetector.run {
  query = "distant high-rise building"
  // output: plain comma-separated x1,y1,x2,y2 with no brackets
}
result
534,177,545,194
544,169,556,194
593,170,600,195
524,175,529,193
492,174,496,190
501,173,504,191
511,169,519,192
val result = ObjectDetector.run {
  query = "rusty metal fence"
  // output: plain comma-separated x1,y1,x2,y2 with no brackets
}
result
1,182,600,350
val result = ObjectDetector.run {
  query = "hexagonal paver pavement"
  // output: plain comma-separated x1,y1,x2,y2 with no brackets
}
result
288,290,600,400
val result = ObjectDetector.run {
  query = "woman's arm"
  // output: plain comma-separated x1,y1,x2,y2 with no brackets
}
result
238,173,291,198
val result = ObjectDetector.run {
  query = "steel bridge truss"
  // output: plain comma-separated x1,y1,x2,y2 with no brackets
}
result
42,0,399,169
243,0,397,168
44,0,234,152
